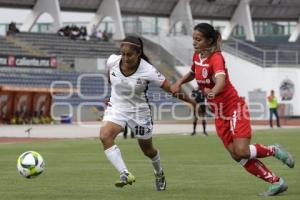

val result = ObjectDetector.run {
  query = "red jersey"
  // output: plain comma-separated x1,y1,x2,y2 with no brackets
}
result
191,51,240,117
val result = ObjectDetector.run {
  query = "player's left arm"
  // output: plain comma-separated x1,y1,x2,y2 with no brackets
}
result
204,54,226,99
161,79,196,106
204,74,225,99
149,66,196,105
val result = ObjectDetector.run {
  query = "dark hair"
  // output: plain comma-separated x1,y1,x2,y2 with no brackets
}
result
121,35,150,63
194,23,221,49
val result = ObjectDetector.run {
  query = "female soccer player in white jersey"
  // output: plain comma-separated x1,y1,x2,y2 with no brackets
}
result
99,36,195,191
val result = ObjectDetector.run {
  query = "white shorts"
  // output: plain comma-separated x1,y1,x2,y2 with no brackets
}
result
102,106,153,140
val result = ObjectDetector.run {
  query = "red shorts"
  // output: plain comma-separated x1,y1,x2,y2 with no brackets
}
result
214,99,252,148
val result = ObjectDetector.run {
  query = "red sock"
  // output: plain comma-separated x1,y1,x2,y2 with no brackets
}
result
243,159,279,183
253,144,275,158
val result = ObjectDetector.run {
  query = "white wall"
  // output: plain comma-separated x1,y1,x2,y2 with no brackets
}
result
224,52,299,116
176,52,300,116
224,52,265,99
143,35,193,65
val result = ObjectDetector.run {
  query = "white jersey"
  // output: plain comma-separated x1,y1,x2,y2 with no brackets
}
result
106,54,166,113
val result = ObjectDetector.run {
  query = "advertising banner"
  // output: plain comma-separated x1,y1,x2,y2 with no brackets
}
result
0,55,57,68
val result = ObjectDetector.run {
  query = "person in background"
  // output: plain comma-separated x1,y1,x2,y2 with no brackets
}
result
91,24,97,38
267,90,281,128
191,87,208,136
123,124,134,139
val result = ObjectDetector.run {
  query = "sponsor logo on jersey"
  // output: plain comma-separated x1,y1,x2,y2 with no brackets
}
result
197,79,211,84
202,68,208,78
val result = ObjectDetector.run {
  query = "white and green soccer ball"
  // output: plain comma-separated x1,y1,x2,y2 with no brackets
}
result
17,151,45,178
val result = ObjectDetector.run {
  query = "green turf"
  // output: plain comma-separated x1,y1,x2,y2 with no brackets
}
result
0,128,299,200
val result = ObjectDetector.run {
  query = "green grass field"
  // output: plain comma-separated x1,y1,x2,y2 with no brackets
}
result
0,128,299,200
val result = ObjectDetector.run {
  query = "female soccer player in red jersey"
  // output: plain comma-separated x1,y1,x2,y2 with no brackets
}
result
171,23,295,196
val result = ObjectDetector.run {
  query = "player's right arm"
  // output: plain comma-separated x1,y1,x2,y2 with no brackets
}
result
107,69,111,84
106,54,120,85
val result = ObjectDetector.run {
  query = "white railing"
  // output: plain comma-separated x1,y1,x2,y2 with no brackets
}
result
223,38,300,67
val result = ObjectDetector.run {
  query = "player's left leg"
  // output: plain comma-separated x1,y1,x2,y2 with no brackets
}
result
228,138,289,196
138,138,166,191
226,101,291,196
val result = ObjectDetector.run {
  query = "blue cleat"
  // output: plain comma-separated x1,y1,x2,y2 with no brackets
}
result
273,144,295,168
260,178,288,196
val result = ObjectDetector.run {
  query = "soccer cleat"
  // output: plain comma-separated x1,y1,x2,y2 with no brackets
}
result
155,170,166,191
260,178,288,196
191,132,196,136
273,144,295,168
115,171,136,188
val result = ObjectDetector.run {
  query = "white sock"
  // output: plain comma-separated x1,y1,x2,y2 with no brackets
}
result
104,145,128,174
249,145,257,159
151,151,163,174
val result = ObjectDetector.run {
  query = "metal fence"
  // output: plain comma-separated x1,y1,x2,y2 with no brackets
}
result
223,38,300,67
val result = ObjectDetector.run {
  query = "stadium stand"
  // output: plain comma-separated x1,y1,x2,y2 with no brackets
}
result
12,32,119,67
0,36,33,56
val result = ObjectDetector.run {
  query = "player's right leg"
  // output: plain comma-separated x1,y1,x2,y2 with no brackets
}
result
115,171,136,187
100,120,135,187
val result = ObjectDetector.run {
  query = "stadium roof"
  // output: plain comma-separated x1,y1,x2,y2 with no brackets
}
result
0,0,300,21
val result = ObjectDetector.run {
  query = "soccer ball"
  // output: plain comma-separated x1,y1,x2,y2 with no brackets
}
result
17,151,45,178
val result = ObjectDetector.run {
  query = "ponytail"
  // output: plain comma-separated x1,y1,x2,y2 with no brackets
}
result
137,37,151,63
214,30,222,51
